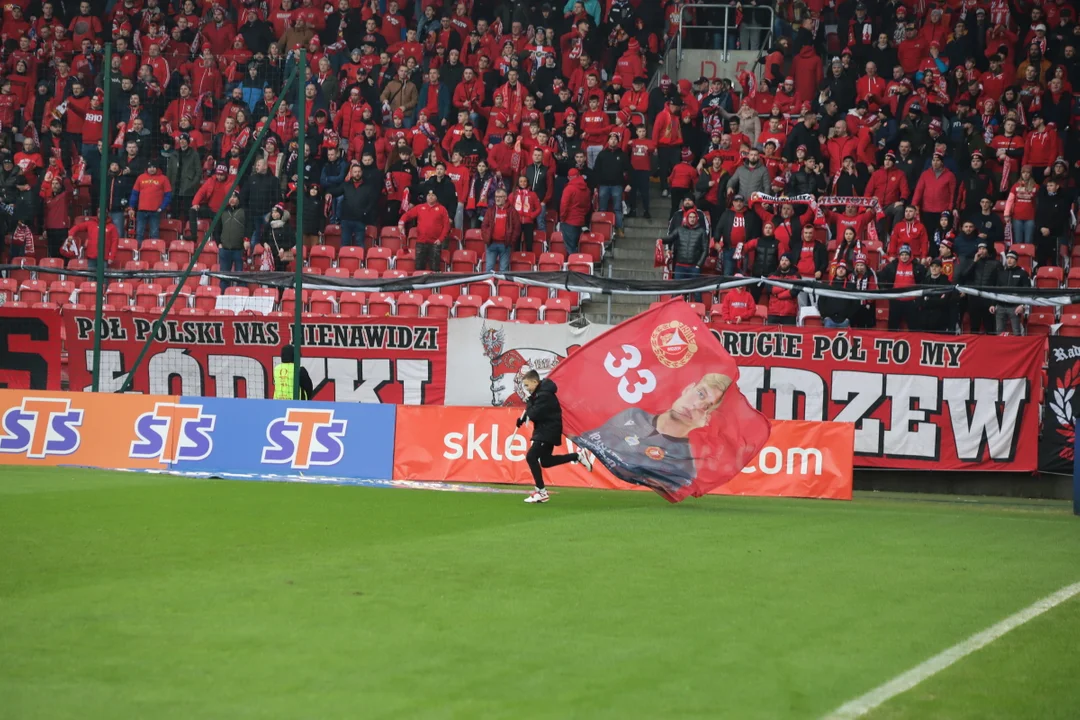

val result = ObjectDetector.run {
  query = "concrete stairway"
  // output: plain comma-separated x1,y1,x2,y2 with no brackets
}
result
581,188,672,325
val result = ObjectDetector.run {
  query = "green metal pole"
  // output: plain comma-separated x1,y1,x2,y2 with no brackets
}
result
91,43,113,392
292,50,305,401
118,65,301,393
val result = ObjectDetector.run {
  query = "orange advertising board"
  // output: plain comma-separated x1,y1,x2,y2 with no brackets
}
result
0,389,178,470
394,407,854,500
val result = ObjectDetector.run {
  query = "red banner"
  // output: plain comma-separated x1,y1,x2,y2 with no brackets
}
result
0,307,63,391
711,326,1043,471
394,406,853,500
63,311,447,404
548,299,772,502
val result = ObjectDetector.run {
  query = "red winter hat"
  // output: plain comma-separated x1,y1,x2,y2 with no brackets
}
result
215,164,227,174
681,147,694,161
660,74,672,88
392,108,405,120
568,168,580,178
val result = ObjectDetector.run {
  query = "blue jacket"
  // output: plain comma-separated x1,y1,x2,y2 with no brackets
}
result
414,81,451,125
564,0,601,24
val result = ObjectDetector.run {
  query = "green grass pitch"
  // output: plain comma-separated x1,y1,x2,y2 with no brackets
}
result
2,467,1079,720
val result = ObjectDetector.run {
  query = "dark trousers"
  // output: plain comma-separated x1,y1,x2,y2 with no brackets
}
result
519,223,535,253
968,301,994,333
416,241,441,271
525,441,577,489
888,300,918,330
630,169,651,215
189,206,220,242
45,228,67,258
658,146,680,192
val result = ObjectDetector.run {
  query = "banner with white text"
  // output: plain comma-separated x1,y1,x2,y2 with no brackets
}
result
714,327,1042,471
63,311,447,404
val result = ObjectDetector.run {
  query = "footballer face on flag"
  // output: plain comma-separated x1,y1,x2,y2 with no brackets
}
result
548,299,771,503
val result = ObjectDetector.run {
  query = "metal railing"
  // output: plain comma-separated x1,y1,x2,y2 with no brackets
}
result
673,2,775,69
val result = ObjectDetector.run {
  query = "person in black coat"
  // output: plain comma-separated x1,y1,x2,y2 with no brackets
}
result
919,258,957,333
959,242,1000,333
1034,178,1072,267
817,262,859,327
517,371,579,503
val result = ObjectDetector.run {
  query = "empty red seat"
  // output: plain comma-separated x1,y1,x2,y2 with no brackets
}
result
396,292,424,317
1060,313,1080,337
178,307,207,317
382,269,408,280
139,239,166,266
323,267,351,280
525,284,552,302
67,258,89,273
538,252,564,272
495,280,523,300
1027,309,1056,336
38,257,64,275
280,289,309,315
542,297,571,323
47,280,75,306
395,249,416,273
567,253,594,274
483,296,512,321
9,257,36,285
224,286,250,297
366,246,393,272
309,290,337,315
105,281,136,306
309,244,336,271
463,229,485,254
322,224,341,248
193,285,221,311
366,292,395,316
514,296,543,323
423,293,453,318
197,240,218,267
453,294,483,318
579,232,604,263
338,291,366,316
463,280,494,300
152,261,179,272
451,249,479,273
510,251,537,271
124,260,149,272
135,283,164,309
1035,265,1064,288
338,246,365,271
114,239,137,267
18,279,47,305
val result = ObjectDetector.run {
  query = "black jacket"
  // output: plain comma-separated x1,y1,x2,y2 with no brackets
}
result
337,168,382,223
418,175,459,216
748,236,783,277
664,223,710,267
525,378,563,445
818,275,859,323
714,208,762,249
241,171,281,217
997,264,1030,292
1035,188,1071,235
960,251,1000,290
787,167,827,197
878,258,928,287
591,147,630,187
920,273,954,313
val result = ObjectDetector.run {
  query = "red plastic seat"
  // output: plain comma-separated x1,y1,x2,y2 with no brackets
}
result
542,297,571,323
579,232,604,263
168,240,194,267
396,292,424,317
193,285,221,311
483,296,513,321
139,239,166,266
309,244,336,271
17,279,47,305
1068,266,1080,289
323,267,351,280
135,283,164,309
366,246,393,272
463,229,485,254
495,280,523,300
338,291,366,316
8,257,36,285
178,307,207,317
395,249,417,273
124,260,149,272
67,258,90,273
353,268,381,283
453,294,483,318
514,296,543,323
1027,309,1056,336
38,257,64,275
1035,265,1064,289
309,290,337,315
366,292,395,317
114,238,137,267
105,281,136,307
47,280,75,306
322,224,341,248
566,253,594,274
152,261,179,272
423,293,453,318
451,249,479,273
224,286,250,297
280,289,309,315
382,269,408,280
463,280,494,300
1060,313,1080,337
1010,243,1035,272
510,251,537,271
538,252,564,272
525,284,552,302
338,246,365,271
197,240,218,267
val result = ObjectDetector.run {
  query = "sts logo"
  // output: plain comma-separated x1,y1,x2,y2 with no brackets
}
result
130,403,216,463
261,408,347,470
0,397,84,458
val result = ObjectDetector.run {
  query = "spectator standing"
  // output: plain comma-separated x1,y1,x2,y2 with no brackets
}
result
878,244,926,330
481,189,521,272
766,254,800,325
912,152,956,233
992,250,1030,335
129,161,172,245
818,262,859,328
1004,166,1039,247
663,209,710,281
592,133,630,238
1034,177,1071,266
919,258,955,333
399,189,451,271
190,165,232,242
559,168,591,255
218,193,248,288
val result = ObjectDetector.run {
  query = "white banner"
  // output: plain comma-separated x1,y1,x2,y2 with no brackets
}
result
444,317,612,407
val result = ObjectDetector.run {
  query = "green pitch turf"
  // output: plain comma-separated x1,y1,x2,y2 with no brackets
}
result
2,468,1079,720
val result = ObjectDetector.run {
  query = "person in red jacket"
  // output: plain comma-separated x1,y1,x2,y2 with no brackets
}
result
912,153,957,234
129,161,172,245
509,175,542,253
767,254,800,325
719,282,756,324
792,44,822,107
399,189,451,271
890,206,929,258
481,188,522,271
558,167,592,255
866,151,910,233
652,98,685,198
70,217,119,270
1022,112,1063,180
190,165,232,241
667,147,699,215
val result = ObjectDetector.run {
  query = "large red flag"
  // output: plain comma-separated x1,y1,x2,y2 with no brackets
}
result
548,299,771,503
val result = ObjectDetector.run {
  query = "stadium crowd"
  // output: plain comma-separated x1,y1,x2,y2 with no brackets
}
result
0,0,1075,333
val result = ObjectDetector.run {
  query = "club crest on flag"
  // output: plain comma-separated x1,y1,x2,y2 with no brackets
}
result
650,320,698,369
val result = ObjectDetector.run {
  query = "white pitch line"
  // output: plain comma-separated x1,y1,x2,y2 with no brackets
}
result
823,580,1080,720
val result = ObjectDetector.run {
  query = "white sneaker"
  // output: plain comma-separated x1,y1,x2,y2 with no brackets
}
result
661,189,670,198
524,488,549,503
